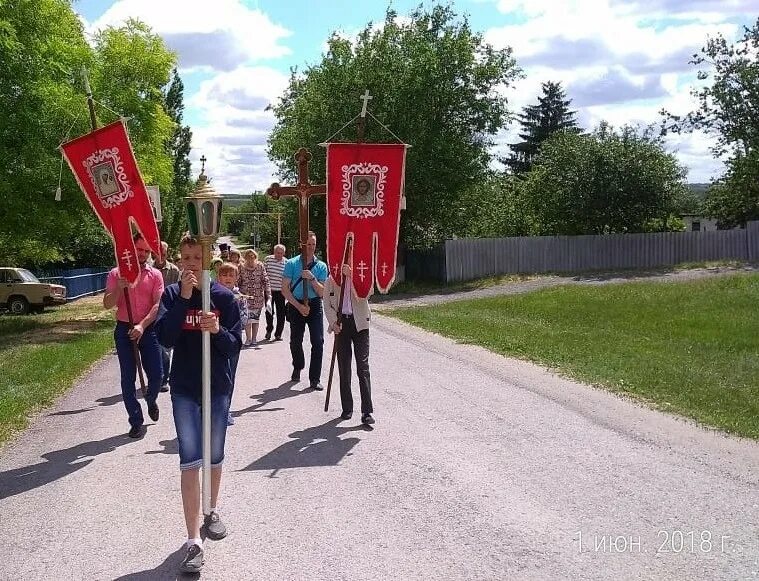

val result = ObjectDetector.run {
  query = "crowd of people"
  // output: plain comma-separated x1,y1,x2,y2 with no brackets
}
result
103,231,375,573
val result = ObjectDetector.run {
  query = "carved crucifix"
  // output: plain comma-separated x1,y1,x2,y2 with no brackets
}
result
266,147,326,269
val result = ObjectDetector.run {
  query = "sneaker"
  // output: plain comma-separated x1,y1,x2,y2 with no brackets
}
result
179,543,204,573
309,382,324,391
361,413,375,425
203,511,227,540
274,336,283,341
160,383,169,393
340,411,353,420
227,412,235,426
291,369,300,382
128,425,146,438
264,333,271,341
148,402,159,422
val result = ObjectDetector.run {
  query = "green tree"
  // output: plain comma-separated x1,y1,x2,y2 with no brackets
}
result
0,5,178,268
267,5,521,249
90,19,175,191
522,124,688,235
453,174,535,238
0,0,94,266
503,81,580,175
162,68,194,250
661,18,759,226
702,151,759,227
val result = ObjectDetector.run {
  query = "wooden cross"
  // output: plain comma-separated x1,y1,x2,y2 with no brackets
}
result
266,147,325,266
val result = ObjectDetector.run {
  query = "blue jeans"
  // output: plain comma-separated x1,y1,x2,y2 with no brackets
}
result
114,322,163,428
288,298,324,383
172,392,231,470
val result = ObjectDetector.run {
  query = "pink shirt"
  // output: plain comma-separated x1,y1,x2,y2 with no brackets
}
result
106,266,164,324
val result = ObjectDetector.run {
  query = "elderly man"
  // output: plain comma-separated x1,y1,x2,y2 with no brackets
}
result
153,241,180,391
103,233,164,438
263,243,287,341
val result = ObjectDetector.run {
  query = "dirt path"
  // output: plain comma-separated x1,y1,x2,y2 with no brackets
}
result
373,264,759,310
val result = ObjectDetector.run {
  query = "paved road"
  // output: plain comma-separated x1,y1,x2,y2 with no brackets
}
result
1,310,758,579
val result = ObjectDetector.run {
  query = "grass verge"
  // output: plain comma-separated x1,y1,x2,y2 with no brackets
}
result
386,273,759,439
0,297,114,445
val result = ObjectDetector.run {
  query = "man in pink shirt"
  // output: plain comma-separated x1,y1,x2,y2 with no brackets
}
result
103,233,165,438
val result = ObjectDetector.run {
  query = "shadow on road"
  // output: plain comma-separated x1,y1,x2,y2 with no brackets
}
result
112,546,192,580
146,438,178,456
231,380,310,418
239,417,368,477
46,391,133,417
0,433,140,500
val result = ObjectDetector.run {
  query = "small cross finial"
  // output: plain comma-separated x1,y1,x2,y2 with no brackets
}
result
199,155,207,174
360,89,373,118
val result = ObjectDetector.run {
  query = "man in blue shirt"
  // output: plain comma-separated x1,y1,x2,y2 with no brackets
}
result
281,230,329,390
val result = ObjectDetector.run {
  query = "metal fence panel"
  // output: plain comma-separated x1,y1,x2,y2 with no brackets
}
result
442,222,757,282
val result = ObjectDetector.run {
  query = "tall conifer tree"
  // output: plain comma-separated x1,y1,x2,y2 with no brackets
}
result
505,81,580,175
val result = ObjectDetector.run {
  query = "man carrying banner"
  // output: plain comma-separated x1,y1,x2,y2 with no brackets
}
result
281,231,329,390
103,233,164,438
324,261,374,424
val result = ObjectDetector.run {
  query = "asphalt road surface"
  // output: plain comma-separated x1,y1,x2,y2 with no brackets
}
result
1,312,757,580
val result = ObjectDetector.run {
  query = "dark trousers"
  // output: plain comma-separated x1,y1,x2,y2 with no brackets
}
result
265,290,286,338
289,298,324,383
336,315,372,414
114,322,163,428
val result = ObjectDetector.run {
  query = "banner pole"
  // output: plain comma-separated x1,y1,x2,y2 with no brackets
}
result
201,244,212,516
82,66,147,397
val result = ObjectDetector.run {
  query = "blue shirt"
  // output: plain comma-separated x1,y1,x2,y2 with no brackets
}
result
283,255,328,300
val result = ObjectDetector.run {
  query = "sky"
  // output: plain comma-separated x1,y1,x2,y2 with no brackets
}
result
73,0,757,195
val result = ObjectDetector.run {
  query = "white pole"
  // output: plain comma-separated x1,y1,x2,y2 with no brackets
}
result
201,257,212,516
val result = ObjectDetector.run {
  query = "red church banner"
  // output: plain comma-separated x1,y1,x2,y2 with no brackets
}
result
326,142,408,298
61,120,161,284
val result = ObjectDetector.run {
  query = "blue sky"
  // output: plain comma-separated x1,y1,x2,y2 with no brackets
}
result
74,0,757,194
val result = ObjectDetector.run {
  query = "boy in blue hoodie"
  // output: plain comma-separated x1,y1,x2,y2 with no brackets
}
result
156,235,242,574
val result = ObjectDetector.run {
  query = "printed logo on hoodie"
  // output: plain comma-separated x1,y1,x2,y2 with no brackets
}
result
183,309,222,331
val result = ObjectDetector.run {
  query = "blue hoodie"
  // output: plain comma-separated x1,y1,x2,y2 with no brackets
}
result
156,281,242,400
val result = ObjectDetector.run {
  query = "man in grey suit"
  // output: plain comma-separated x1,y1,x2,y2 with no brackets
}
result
324,263,374,425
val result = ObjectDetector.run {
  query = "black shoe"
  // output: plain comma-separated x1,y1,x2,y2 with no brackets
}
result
264,333,271,341
148,402,159,422
361,413,375,425
291,369,300,382
203,511,228,540
340,411,353,420
160,383,169,393
128,425,146,438
309,382,324,391
274,336,283,341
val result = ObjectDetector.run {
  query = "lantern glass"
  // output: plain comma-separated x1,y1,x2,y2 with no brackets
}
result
216,199,224,234
201,200,215,236
186,201,199,236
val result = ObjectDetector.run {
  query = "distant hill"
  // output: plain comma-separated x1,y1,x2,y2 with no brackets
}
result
687,183,711,199
221,194,253,209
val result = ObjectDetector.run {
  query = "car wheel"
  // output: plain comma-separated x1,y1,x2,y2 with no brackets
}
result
9,296,29,315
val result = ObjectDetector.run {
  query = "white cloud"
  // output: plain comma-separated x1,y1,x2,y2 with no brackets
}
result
483,0,752,181
187,66,290,195
89,0,291,71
